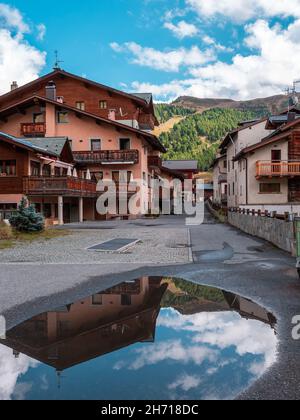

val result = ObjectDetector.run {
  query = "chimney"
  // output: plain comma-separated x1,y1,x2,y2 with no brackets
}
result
11,81,18,91
45,81,57,101
108,109,116,121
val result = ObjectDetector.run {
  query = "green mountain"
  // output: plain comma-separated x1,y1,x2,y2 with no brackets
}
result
158,107,262,171
155,103,196,123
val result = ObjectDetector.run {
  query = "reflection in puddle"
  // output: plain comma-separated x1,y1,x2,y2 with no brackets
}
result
0,277,277,400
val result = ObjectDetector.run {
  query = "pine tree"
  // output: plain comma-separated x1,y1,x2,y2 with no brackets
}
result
9,198,45,232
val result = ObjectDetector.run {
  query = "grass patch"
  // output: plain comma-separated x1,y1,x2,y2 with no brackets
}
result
0,224,71,250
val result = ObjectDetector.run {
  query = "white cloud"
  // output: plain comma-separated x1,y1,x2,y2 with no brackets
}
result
0,5,46,94
164,20,199,39
203,35,234,53
121,339,218,371
36,23,46,41
0,345,38,400
110,42,215,72
0,29,46,94
168,373,201,392
187,0,300,23
0,3,29,32
130,18,300,101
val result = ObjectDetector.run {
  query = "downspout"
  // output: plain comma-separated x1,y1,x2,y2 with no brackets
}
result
244,157,248,206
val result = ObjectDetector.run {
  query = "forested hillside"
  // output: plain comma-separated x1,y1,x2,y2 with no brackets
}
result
159,108,261,171
155,104,195,123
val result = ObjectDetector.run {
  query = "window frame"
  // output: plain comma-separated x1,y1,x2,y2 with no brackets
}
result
0,160,17,177
57,111,69,124
259,183,281,194
90,138,102,152
75,101,85,111
99,100,108,110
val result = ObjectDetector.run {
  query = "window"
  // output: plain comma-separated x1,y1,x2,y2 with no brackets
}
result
240,185,243,196
42,165,51,177
120,138,131,150
259,183,281,194
112,171,120,183
121,294,132,306
57,111,69,123
91,139,101,151
232,161,234,170
271,150,281,162
92,294,103,305
76,101,85,111
232,182,235,195
0,160,16,176
223,160,227,169
30,161,40,176
99,100,107,109
33,112,44,123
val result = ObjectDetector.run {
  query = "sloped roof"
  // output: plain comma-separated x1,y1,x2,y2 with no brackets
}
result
25,137,69,156
0,132,61,157
0,69,152,109
163,160,198,172
220,118,268,150
0,95,166,153
132,93,153,105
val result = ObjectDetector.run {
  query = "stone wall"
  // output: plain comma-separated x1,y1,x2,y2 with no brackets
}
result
228,211,295,255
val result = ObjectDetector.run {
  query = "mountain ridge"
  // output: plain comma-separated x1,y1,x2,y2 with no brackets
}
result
172,93,300,114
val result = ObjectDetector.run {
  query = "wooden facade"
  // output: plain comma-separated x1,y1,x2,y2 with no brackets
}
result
0,70,157,130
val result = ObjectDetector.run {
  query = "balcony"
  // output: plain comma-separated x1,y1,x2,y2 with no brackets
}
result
21,123,46,137
23,176,97,197
148,155,162,168
73,150,139,165
256,161,300,179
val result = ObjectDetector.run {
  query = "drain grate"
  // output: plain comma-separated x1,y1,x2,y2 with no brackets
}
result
88,238,140,252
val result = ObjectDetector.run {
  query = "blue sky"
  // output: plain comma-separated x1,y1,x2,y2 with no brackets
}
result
1,1,300,101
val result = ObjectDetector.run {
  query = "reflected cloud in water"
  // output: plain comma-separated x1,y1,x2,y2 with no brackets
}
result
0,277,277,400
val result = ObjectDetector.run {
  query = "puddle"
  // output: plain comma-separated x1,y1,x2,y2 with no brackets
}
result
194,242,234,263
0,277,277,400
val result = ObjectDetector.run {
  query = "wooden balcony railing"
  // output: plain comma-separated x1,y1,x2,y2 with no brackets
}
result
21,123,46,137
73,150,139,165
23,176,97,197
256,161,300,178
148,155,162,168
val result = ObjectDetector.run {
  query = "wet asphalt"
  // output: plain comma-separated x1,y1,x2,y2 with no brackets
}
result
1,209,300,400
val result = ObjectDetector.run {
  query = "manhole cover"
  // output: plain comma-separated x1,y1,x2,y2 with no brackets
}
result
88,238,139,252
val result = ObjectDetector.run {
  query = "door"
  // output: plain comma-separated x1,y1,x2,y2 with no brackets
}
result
271,150,281,174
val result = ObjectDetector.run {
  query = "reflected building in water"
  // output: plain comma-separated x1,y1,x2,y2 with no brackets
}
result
0,277,276,373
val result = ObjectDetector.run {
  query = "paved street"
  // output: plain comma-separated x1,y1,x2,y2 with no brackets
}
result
0,209,300,399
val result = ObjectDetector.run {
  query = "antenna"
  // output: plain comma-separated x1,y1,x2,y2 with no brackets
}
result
53,50,64,70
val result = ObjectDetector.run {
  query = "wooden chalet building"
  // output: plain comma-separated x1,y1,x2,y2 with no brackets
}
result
0,69,183,224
